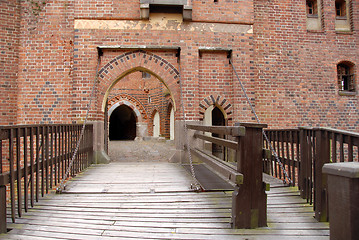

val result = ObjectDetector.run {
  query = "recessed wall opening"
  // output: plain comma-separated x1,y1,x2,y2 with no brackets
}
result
212,106,225,160
109,105,137,140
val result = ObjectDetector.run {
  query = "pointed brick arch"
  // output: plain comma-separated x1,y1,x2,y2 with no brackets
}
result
199,95,233,120
107,94,148,122
98,50,180,113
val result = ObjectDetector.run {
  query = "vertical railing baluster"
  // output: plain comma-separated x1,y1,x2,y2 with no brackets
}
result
274,131,278,178
50,126,53,189
54,126,57,185
348,136,353,162
9,128,15,222
279,131,284,180
16,128,22,218
30,127,34,207
64,126,67,180
45,125,49,194
289,131,294,186
70,125,73,177
41,126,45,197
36,127,39,202
339,134,344,162
299,128,307,199
24,128,28,212
285,131,290,181
331,133,336,163
296,131,300,187
309,130,313,205
62,126,65,181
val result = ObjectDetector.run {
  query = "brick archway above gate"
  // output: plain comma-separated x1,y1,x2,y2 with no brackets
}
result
199,95,233,120
108,94,148,122
98,50,180,112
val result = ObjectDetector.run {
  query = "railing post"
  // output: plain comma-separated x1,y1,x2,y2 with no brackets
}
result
314,129,330,222
323,162,359,240
299,128,307,199
232,123,267,229
0,185,6,233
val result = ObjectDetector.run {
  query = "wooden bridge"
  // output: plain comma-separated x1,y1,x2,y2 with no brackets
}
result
0,123,358,239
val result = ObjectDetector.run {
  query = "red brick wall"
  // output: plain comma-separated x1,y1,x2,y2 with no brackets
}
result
192,0,254,24
0,0,20,125
75,0,140,19
254,0,359,131
1,0,358,132
16,0,75,124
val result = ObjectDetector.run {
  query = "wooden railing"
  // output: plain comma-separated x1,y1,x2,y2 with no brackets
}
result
263,127,359,222
0,124,93,233
187,122,267,229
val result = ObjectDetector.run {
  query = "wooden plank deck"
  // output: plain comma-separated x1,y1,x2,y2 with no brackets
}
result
1,162,329,239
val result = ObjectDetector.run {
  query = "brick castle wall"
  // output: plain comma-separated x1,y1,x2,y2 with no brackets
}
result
0,0,358,133
0,0,20,125
254,0,359,131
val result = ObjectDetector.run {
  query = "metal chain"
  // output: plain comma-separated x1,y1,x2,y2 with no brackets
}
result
177,59,201,191
229,59,292,185
56,55,101,193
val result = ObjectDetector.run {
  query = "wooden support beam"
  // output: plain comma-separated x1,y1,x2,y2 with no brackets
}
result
190,148,243,185
187,124,245,137
232,123,267,229
193,132,238,150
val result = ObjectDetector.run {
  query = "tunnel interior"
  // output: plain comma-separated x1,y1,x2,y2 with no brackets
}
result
109,105,137,140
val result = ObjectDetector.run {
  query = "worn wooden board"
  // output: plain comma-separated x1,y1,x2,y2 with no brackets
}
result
1,162,329,240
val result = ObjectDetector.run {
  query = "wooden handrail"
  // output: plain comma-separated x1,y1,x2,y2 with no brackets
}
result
186,124,245,137
0,124,94,233
186,122,267,228
263,127,359,223
193,132,239,150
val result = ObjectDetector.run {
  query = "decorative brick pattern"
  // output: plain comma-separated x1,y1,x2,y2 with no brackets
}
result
199,95,233,121
108,94,148,122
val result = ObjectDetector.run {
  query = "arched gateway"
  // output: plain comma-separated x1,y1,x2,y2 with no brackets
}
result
93,50,181,162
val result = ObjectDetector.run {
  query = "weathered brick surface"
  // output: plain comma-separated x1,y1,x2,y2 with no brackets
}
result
0,0,20,125
16,0,75,124
254,0,359,131
0,0,358,133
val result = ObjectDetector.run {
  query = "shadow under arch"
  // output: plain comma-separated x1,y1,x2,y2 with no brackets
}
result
109,104,137,140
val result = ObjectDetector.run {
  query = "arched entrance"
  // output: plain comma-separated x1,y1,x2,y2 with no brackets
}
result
109,105,137,140
93,50,181,162
212,106,225,159
203,105,227,160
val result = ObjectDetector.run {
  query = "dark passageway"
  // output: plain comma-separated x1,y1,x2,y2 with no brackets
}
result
212,107,225,160
109,105,137,140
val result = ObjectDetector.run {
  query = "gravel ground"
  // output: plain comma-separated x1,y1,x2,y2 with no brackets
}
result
108,139,176,162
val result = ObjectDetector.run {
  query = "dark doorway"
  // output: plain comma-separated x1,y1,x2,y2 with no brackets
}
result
109,105,137,140
212,107,225,160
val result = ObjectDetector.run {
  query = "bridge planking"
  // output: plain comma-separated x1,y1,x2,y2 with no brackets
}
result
2,162,329,240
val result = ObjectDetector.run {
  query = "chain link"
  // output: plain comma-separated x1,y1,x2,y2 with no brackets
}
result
229,59,292,185
56,55,101,193
177,59,202,192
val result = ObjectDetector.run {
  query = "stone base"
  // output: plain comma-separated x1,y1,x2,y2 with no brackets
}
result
93,150,110,164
